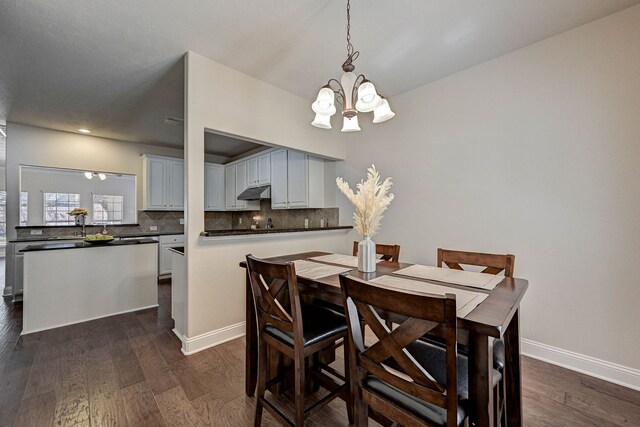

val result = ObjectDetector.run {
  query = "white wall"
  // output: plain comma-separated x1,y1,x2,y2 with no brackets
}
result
20,166,136,225
5,124,185,239
337,5,640,373
184,52,349,338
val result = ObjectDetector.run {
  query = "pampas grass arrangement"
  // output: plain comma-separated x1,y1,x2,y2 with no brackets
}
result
336,165,394,238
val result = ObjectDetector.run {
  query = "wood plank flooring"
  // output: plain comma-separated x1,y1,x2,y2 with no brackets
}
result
1,281,639,426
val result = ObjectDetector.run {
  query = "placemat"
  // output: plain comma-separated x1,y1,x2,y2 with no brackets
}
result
309,253,384,268
293,260,352,280
393,264,503,290
367,275,488,318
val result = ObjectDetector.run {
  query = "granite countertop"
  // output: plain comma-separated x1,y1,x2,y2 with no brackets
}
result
200,225,352,237
15,224,141,229
19,238,159,252
10,231,182,243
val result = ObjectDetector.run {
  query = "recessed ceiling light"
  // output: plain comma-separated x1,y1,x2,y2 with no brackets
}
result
77,128,92,134
161,116,184,126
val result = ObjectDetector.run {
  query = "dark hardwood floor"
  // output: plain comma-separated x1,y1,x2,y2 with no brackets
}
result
1,280,639,426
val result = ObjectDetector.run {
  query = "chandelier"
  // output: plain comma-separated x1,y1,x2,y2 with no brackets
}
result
311,0,395,132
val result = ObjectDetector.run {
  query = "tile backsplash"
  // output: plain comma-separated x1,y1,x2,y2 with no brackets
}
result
209,200,339,230
15,202,340,239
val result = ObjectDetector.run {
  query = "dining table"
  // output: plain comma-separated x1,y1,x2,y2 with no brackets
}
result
240,251,528,427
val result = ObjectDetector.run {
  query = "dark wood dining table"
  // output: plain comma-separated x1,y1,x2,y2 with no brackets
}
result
240,251,528,427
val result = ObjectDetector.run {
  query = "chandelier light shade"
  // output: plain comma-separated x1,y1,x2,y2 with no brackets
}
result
310,0,394,132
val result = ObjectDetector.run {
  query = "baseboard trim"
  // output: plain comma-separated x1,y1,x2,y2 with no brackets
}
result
178,321,246,355
521,338,640,391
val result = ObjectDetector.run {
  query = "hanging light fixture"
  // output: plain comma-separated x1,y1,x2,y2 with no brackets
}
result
311,0,395,132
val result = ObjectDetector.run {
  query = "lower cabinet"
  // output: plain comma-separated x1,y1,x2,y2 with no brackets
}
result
159,234,185,276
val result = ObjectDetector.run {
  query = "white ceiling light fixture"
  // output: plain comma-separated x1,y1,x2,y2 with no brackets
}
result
85,171,107,180
77,128,92,134
311,0,394,132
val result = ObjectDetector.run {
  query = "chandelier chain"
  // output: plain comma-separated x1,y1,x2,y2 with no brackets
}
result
346,0,352,56
342,0,359,71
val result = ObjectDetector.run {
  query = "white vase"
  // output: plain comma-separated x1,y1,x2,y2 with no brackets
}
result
75,214,85,226
357,236,376,273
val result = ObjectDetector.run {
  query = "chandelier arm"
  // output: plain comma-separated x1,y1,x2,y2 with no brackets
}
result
351,74,367,107
326,79,346,107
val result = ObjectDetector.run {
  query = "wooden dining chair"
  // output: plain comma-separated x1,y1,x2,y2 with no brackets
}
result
438,248,516,426
437,248,515,278
339,273,502,427
353,241,401,262
246,254,352,426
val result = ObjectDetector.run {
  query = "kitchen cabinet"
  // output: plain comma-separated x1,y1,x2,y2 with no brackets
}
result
258,153,271,185
142,155,184,210
159,234,184,276
270,149,325,209
247,153,271,187
204,163,225,211
225,162,259,211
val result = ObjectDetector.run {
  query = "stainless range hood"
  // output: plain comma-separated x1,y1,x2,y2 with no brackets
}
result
237,185,271,201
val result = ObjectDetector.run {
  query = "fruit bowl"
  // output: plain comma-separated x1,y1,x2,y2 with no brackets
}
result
84,233,115,244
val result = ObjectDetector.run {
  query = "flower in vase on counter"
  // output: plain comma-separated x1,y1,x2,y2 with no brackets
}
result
336,164,394,238
68,208,89,217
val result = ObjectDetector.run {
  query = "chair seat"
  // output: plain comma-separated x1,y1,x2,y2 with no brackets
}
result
366,340,502,427
265,304,347,347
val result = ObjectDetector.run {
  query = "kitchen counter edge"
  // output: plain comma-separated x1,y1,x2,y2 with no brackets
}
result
20,238,159,252
200,226,353,240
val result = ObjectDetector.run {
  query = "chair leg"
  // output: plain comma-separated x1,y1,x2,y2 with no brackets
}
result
254,339,268,427
294,352,306,426
343,337,354,424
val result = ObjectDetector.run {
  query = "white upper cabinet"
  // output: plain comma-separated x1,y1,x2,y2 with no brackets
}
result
168,159,184,210
225,165,236,210
204,163,225,211
235,161,249,210
225,162,259,211
258,153,271,185
142,155,184,211
270,149,324,209
247,157,259,187
287,150,308,208
247,152,271,187
270,149,288,209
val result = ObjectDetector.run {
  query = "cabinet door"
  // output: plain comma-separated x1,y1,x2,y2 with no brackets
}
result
247,157,259,188
167,160,184,209
146,157,168,209
205,164,224,210
270,149,288,208
235,161,248,209
160,243,182,275
258,153,271,185
287,151,309,208
225,166,236,210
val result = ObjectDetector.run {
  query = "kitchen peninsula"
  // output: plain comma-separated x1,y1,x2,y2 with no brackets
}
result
21,238,158,334
171,226,352,354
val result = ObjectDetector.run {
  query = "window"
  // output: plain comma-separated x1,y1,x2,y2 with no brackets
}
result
0,191,5,243
20,192,28,225
0,192,28,242
44,192,80,225
93,195,123,224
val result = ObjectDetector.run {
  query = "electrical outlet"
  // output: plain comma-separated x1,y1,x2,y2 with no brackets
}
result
30,229,43,235
304,218,309,228
149,225,158,231
179,218,184,225
239,218,242,225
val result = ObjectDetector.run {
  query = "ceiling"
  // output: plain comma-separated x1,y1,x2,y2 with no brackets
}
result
1,0,638,148
204,132,268,161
